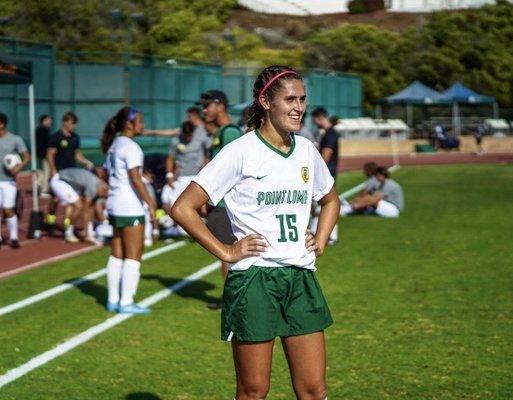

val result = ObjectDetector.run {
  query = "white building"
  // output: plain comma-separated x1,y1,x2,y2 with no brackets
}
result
237,0,507,16
237,0,348,16
388,0,506,12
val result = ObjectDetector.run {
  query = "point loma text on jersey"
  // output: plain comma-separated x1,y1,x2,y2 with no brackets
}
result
257,190,308,206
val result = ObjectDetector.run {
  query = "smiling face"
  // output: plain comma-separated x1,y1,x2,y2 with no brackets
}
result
262,79,306,134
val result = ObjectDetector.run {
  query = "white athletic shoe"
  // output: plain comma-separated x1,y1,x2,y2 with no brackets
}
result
65,232,80,244
144,238,153,247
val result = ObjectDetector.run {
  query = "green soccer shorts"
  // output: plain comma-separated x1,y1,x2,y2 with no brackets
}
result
108,215,145,229
221,266,333,342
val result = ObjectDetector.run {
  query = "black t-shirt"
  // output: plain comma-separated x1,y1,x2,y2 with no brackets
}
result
35,125,51,158
48,130,80,171
319,127,339,178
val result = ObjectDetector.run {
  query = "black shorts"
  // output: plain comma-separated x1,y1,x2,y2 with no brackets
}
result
206,206,236,245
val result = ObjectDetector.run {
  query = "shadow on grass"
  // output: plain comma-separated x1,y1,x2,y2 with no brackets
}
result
125,393,162,400
143,274,220,304
66,274,220,307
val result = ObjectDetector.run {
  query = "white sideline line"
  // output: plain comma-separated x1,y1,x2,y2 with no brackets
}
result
0,260,221,389
0,241,188,317
339,164,400,200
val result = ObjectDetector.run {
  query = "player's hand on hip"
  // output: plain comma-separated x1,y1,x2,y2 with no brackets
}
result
223,234,267,263
305,229,319,255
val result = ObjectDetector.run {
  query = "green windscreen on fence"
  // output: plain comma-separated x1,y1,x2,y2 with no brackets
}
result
0,37,54,138
0,36,363,165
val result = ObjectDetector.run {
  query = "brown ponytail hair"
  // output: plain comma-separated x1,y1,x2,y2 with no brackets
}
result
247,65,303,130
101,106,136,153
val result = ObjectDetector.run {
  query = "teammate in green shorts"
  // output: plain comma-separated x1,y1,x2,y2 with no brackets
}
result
100,107,157,315
171,66,340,399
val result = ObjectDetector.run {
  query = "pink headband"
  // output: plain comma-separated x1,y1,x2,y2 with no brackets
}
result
259,70,299,98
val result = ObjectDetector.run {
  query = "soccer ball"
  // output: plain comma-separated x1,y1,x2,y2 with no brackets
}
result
3,153,22,170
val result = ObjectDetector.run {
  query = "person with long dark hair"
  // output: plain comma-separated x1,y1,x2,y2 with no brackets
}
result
171,66,340,399
101,107,156,314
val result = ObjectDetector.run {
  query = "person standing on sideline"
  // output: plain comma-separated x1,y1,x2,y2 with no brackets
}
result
474,120,486,155
311,107,340,244
196,89,243,310
171,65,340,400
0,112,30,249
46,111,94,243
101,107,157,315
35,114,52,195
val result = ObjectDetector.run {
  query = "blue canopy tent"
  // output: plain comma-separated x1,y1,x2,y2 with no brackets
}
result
379,81,451,128
442,82,498,135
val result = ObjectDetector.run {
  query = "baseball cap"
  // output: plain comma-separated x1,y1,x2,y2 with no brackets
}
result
195,90,228,108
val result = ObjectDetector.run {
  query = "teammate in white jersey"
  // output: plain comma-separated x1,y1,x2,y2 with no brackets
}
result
100,107,157,315
171,66,340,400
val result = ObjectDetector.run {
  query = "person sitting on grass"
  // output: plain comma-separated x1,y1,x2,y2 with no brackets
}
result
341,166,403,218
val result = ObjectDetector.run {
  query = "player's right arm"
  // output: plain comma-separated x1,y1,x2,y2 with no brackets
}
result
128,167,157,219
143,128,180,137
46,147,58,177
165,154,176,186
170,182,267,263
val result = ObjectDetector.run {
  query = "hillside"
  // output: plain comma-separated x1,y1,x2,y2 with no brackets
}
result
229,8,427,37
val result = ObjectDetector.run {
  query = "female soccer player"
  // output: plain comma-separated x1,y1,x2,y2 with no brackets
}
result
171,66,340,399
101,107,157,315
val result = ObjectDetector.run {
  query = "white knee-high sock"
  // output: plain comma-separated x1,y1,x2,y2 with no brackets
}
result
87,221,95,238
330,222,338,242
120,259,141,306
106,256,123,304
144,209,152,240
340,203,353,216
6,216,18,240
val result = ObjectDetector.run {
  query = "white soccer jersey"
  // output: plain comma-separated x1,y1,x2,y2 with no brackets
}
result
105,136,145,216
193,130,334,271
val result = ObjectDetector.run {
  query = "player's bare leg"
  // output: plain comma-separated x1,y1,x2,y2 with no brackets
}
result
281,332,327,400
351,193,380,211
232,339,274,400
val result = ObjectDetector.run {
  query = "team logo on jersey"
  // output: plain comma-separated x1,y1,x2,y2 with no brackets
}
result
60,139,69,148
301,167,309,183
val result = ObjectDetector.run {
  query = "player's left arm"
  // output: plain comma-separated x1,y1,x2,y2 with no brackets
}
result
320,131,337,164
320,147,334,164
75,149,94,170
10,149,30,176
314,188,340,256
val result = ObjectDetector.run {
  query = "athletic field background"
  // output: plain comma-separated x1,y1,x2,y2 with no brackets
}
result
0,163,512,399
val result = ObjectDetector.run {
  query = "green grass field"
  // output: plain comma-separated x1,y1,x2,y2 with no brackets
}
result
1,164,512,399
